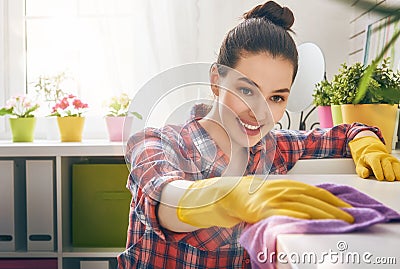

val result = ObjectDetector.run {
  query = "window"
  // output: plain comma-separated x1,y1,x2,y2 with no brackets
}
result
0,0,205,139
25,0,137,116
2,0,259,139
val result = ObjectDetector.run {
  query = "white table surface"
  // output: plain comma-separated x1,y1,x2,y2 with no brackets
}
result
265,174,400,269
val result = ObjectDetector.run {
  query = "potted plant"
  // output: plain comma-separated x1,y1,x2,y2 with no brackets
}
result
312,80,333,128
0,95,40,142
33,72,68,108
32,72,70,140
330,58,400,152
328,62,367,125
103,93,142,142
50,94,89,142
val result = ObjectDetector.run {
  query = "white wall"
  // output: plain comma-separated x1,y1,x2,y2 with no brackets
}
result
197,0,352,81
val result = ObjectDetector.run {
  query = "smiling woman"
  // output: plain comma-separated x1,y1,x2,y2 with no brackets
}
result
118,1,400,269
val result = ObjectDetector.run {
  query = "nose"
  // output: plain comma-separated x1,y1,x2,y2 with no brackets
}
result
247,99,272,124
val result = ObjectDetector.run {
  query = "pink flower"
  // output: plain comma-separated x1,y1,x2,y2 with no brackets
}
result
72,99,88,109
0,95,40,118
51,93,89,117
59,98,70,109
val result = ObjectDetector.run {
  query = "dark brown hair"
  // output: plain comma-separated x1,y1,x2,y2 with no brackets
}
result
217,1,298,81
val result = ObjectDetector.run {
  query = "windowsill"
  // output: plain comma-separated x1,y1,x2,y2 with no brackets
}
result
0,139,127,157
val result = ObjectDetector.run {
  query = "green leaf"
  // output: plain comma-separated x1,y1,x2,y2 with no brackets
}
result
131,112,143,120
337,0,400,23
354,29,400,104
313,80,333,106
0,107,13,116
22,104,40,117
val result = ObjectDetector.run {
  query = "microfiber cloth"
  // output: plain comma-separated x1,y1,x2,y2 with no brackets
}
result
238,183,400,269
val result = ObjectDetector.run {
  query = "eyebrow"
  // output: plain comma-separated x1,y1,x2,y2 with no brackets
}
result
273,88,290,94
238,77,290,93
238,77,259,88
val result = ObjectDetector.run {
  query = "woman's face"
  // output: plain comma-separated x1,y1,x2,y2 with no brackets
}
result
212,52,294,148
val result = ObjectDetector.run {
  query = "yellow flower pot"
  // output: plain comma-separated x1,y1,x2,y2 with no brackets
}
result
9,117,36,142
341,104,398,152
57,117,85,142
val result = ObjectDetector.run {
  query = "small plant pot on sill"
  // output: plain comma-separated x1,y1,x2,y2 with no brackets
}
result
341,104,398,152
9,117,36,142
56,117,85,142
317,106,333,128
330,105,343,126
105,116,133,142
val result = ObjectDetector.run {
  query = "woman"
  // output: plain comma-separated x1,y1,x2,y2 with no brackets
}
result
118,1,399,268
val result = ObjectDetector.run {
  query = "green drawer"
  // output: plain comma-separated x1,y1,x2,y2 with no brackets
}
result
72,164,131,247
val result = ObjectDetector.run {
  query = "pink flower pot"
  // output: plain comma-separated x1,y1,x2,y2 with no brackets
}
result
105,116,133,142
317,106,333,128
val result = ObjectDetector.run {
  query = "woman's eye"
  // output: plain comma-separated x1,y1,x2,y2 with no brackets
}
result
270,95,285,103
239,87,253,96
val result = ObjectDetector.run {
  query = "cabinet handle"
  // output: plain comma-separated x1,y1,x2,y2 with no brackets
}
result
28,234,52,241
0,235,13,241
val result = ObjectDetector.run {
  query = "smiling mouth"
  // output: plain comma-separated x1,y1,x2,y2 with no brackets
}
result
237,118,261,130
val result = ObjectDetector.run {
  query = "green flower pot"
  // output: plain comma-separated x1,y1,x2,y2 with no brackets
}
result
9,117,36,142
330,105,343,125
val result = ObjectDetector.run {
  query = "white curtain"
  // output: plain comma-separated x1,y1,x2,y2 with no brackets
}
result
25,0,262,137
131,0,200,93
126,0,256,127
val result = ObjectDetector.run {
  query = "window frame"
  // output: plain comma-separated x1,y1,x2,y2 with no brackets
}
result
0,0,26,139
1,0,111,140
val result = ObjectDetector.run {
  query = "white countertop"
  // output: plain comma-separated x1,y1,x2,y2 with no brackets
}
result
0,140,398,160
266,174,400,269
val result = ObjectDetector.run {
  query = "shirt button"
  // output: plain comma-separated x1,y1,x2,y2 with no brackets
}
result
244,259,250,264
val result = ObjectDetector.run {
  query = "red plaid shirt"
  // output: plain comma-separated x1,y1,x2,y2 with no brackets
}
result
118,105,381,269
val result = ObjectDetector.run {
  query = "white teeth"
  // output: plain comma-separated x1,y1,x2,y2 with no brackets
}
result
238,119,260,130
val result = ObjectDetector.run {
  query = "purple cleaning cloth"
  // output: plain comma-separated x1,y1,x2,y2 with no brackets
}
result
238,183,400,269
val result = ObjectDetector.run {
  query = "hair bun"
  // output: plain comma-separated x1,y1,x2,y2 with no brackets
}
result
243,1,294,30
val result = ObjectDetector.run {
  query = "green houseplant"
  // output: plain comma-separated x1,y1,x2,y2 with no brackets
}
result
103,93,142,142
330,58,400,151
0,95,40,142
312,80,334,128
332,59,400,105
332,0,400,151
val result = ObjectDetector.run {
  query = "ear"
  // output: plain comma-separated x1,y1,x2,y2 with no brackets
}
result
209,63,220,96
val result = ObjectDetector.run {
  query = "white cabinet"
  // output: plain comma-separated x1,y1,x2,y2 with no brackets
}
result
26,160,55,251
0,141,127,269
0,160,15,252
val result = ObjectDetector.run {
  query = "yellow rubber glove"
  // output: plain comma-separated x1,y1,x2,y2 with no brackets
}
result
177,176,354,228
349,136,400,181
